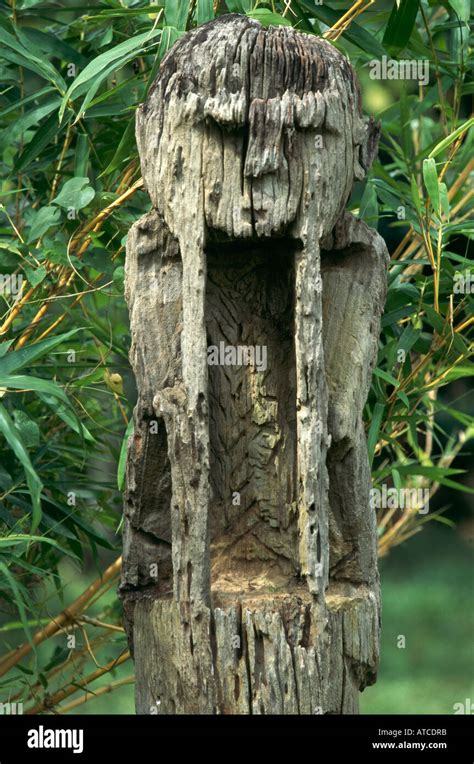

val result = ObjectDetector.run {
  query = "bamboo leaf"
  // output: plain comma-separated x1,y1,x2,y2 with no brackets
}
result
59,29,162,121
422,157,440,213
297,0,386,56
0,330,82,376
383,0,420,55
428,117,474,159
0,561,36,659
0,534,74,553
117,419,134,490
14,113,68,176
367,403,385,466
52,177,95,210
165,0,190,30
0,403,42,531
248,9,293,27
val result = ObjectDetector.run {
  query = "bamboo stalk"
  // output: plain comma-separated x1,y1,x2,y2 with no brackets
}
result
56,675,134,714
26,650,130,714
0,178,143,341
0,557,122,677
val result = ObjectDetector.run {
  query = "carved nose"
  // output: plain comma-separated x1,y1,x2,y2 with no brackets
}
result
244,98,283,179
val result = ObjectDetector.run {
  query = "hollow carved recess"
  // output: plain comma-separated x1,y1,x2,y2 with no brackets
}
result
120,15,389,714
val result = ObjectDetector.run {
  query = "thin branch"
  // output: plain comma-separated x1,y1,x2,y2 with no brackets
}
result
0,557,122,678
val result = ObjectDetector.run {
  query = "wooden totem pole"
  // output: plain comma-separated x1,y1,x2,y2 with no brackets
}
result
120,14,389,714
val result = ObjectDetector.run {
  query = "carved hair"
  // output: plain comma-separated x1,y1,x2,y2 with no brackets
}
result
137,14,380,240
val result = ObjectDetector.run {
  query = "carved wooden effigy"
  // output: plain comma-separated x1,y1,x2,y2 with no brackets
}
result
120,15,388,714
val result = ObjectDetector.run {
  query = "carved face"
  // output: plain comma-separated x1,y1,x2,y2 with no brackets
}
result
137,16,378,240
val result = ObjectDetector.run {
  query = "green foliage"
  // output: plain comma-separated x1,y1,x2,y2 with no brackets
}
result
0,0,472,713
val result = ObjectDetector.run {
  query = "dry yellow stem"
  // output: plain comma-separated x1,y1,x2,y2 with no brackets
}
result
0,556,122,678
26,650,130,714
56,675,134,714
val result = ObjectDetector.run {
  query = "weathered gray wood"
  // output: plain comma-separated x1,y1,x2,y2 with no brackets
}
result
120,14,388,715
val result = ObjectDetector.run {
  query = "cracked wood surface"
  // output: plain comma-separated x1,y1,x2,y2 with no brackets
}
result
120,14,388,714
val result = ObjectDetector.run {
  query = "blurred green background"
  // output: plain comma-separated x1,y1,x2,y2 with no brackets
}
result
361,523,474,714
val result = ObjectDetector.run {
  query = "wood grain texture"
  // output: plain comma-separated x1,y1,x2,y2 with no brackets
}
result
120,14,388,715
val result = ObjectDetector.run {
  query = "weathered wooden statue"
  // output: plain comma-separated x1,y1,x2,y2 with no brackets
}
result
120,14,389,714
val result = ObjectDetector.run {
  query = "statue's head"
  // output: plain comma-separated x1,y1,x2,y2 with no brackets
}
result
137,14,379,240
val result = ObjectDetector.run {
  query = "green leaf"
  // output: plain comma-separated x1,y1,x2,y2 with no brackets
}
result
432,366,474,384
0,340,14,359
422,158,440,213
0,618,51,633
43,499,115,550
0,86,56,120
367,402,385,466
165,0,190,30
359,182,379,227
391,467,402,492
423,304,445,334
226,0,252,10
23,265,47,288
434,402,473,428
19,27,88,68
374,368,399,387
14,113,67,176
297,0,386,57
113,266,125,290
447,0,470,23
248,9,293,27
0,402,42,531
13,410,40,449
0,561,35,659
74,133,90,178
397,464,464,478
52,177,95,210
101,119,135,177
0,373,94,443
382,0,420,55
396,389,410,408
398,324,420,356
27,206,61,243
117,418,134,490
382,306,417,327
439,182,449,219
428,118,474,159
153,27,183,85
60,29,162,121
431,514,455,528
0,26,66,93
196,0,214,25
6,96,61,142
0,329,82,376
0,534,73,553
410,175,423,216
436,477,474,494
37,391,95,443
